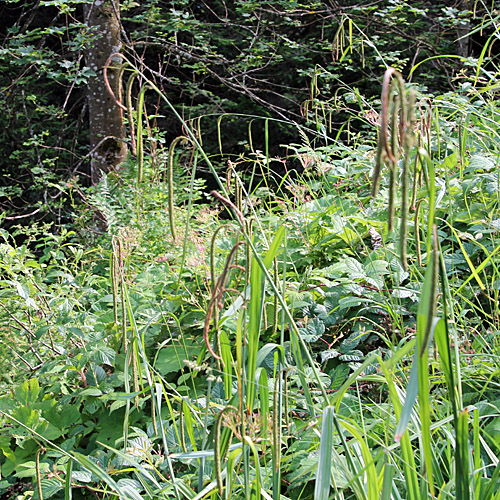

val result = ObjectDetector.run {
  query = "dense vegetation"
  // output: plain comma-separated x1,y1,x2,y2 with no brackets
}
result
1,1,500,499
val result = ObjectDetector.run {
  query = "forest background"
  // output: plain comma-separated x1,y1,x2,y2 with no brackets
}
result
1,1,500,500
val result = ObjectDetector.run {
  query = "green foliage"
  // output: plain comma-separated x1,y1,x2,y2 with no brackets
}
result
0,1,94,223
0,0,491,224
2,69,500,496
2,2,500,499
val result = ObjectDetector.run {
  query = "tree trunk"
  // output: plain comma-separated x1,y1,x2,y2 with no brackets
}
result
456,0,471,58
85,0,127,184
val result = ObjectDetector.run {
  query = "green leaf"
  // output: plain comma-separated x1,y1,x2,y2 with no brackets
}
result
299,318,325,342
338,296,366,309
79,388,102,397
339,334,361,353
220,330,233,398
338,352,364,362
155,343,200,374
92,347,115,366
467,155,495,172
263,225,285,269
33,479,62,500
34,325,51,340
71,471,92,483
72,453,127,499
109,400,127,413
117,479,144,500
14,378,41,406
329,364,350,390
320,349,340,363
86,365,107,386
15,461,50,479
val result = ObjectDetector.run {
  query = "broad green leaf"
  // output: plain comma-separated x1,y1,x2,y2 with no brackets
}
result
329,364,349,390
155,343,200,374
467,155,495,172
15,378,40,406
320,349,340,363
71,470,92,483
33,478,62,500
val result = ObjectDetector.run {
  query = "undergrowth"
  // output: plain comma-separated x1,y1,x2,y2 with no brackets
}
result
2,38,500,500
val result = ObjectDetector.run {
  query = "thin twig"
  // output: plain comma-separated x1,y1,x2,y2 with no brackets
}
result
4,208,42,220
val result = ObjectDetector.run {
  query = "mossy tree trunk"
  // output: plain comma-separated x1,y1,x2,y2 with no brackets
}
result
84,0,127,184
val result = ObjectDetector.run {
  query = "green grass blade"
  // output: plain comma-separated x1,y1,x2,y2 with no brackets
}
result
64,460,72,500
72,452,130,499
394,348,419,441
256,343,285,369
263,226,285,269
225,448,243,500
473,408,482,500
479,461,500,500
416,225,439,496
245,436,262,500
154,382,181,500
381,462,395,500
182,400,198,452
245,228,330,411
331,351,378,411
247,250,263,413
434,318,457,414
136,85,147,184
220,330,234,399
340,419,379,500
409,54,465,78
473,28,500,87
257,368,269,434
247,227,285,412
457,409,471,500
443,221,486,291
379,359,420,500
453,240,500,295
417,148,436,260
314,406,334,500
